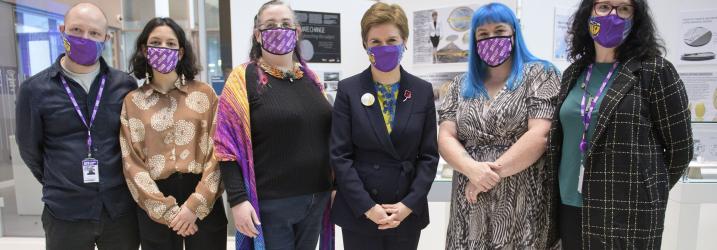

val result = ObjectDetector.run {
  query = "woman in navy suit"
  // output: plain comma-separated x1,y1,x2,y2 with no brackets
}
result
330,3,439,250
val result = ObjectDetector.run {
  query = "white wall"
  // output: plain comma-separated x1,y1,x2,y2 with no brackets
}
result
521,0,580,71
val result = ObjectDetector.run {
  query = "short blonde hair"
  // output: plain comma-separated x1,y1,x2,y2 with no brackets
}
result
360,3,409,47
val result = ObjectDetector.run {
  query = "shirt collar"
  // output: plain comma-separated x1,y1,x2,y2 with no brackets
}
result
49,54,109,78
141,77,190,97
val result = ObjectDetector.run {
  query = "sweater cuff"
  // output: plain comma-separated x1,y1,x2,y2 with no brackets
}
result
220,161,248,207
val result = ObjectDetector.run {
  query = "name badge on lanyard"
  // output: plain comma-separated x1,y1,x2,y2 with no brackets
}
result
577,62,618,193
60,74,107,184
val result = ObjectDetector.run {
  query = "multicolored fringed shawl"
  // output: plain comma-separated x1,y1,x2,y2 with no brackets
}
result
213,62,334,250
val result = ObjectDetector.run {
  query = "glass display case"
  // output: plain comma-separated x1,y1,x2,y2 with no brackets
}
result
684,122,717,183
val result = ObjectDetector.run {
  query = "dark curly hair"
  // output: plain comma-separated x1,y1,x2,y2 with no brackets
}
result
567,0,665,68
129,17,200,81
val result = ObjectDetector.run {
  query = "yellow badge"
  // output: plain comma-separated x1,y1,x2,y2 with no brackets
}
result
589,20,601,37
63,37,71,52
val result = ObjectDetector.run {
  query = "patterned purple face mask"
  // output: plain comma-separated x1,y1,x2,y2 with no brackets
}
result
476,36,513,67
260,28,297,55
146,46,180,74
62,34,105,66
589,14,633,48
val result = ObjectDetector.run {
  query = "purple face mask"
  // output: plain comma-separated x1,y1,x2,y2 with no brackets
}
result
146,46,180,74
476,36,513,67
589,14,633,48
260,28,297,55
62,34,105,66
367,45,404,72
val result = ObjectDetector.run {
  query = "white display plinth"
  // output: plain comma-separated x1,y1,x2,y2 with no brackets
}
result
667,178,717,250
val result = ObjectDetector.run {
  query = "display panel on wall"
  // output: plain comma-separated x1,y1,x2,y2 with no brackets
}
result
679,9,717,64
413,5,479,64
295,10,341,63
416,71,464,114
682,71,717,121
553,7,574,61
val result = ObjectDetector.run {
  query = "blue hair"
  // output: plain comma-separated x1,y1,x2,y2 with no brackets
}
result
462,3,550,99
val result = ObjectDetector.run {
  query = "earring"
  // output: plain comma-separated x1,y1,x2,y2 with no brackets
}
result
181,74,186,85
145,72,150,80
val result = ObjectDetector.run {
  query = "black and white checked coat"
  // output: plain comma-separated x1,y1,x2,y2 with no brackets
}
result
546,56,693,249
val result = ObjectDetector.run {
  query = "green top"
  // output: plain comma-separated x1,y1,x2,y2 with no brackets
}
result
558,63,619,207
375,82,400,134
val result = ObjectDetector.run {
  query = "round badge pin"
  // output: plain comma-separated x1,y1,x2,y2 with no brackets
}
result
361,93,375,106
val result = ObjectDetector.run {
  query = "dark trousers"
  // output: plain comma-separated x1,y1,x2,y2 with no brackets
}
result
42,206,139,250
342,229,420,250
259,191,330,250
559,204,583,250
137,173,228,250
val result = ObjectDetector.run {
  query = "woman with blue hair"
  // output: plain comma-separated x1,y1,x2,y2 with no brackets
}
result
438,3,560,249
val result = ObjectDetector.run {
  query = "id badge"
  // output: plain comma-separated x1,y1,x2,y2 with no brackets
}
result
577,164,585,193
82,158,100,183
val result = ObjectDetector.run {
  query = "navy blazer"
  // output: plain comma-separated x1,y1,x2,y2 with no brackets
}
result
330,67,439,236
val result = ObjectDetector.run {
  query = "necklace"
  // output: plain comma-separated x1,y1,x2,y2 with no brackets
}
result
258,61,304,82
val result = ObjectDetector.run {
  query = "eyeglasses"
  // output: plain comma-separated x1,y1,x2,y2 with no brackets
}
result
593,2,635,19
257,22,297,30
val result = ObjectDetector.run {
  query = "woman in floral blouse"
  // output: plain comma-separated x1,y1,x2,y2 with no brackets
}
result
120,17,225,250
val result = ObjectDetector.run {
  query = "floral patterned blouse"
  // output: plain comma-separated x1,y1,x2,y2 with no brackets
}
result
120,79,221,225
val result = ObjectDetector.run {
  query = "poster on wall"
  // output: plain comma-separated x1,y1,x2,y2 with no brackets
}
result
553,7,574,61
416,71,465,108
319,71,341,105
295,10,341,63
681,71,717,121
679,10,717,64
413,5,480,64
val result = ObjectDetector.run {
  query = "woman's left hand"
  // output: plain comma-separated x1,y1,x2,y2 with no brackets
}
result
379,202,413,230
170,205,198,236
464,183,483,204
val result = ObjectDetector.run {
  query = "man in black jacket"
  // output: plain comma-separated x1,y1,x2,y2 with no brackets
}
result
15,3,139,250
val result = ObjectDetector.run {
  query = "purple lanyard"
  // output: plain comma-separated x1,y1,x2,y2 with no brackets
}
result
60,75,107,158
578,62,618,154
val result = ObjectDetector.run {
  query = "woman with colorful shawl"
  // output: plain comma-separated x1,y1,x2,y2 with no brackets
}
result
213,1,334,249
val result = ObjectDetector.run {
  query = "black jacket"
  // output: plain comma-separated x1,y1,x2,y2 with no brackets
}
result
330,67,439,236
546,57,693,249
15,55,137,221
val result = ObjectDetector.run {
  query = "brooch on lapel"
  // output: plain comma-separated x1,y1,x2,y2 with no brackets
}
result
402,90,412,102
361,93,375,106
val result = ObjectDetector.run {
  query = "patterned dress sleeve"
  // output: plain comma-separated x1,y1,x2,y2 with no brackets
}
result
183,90,223,220
438,74,464,123
526,63,561,119
120,97,181,226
